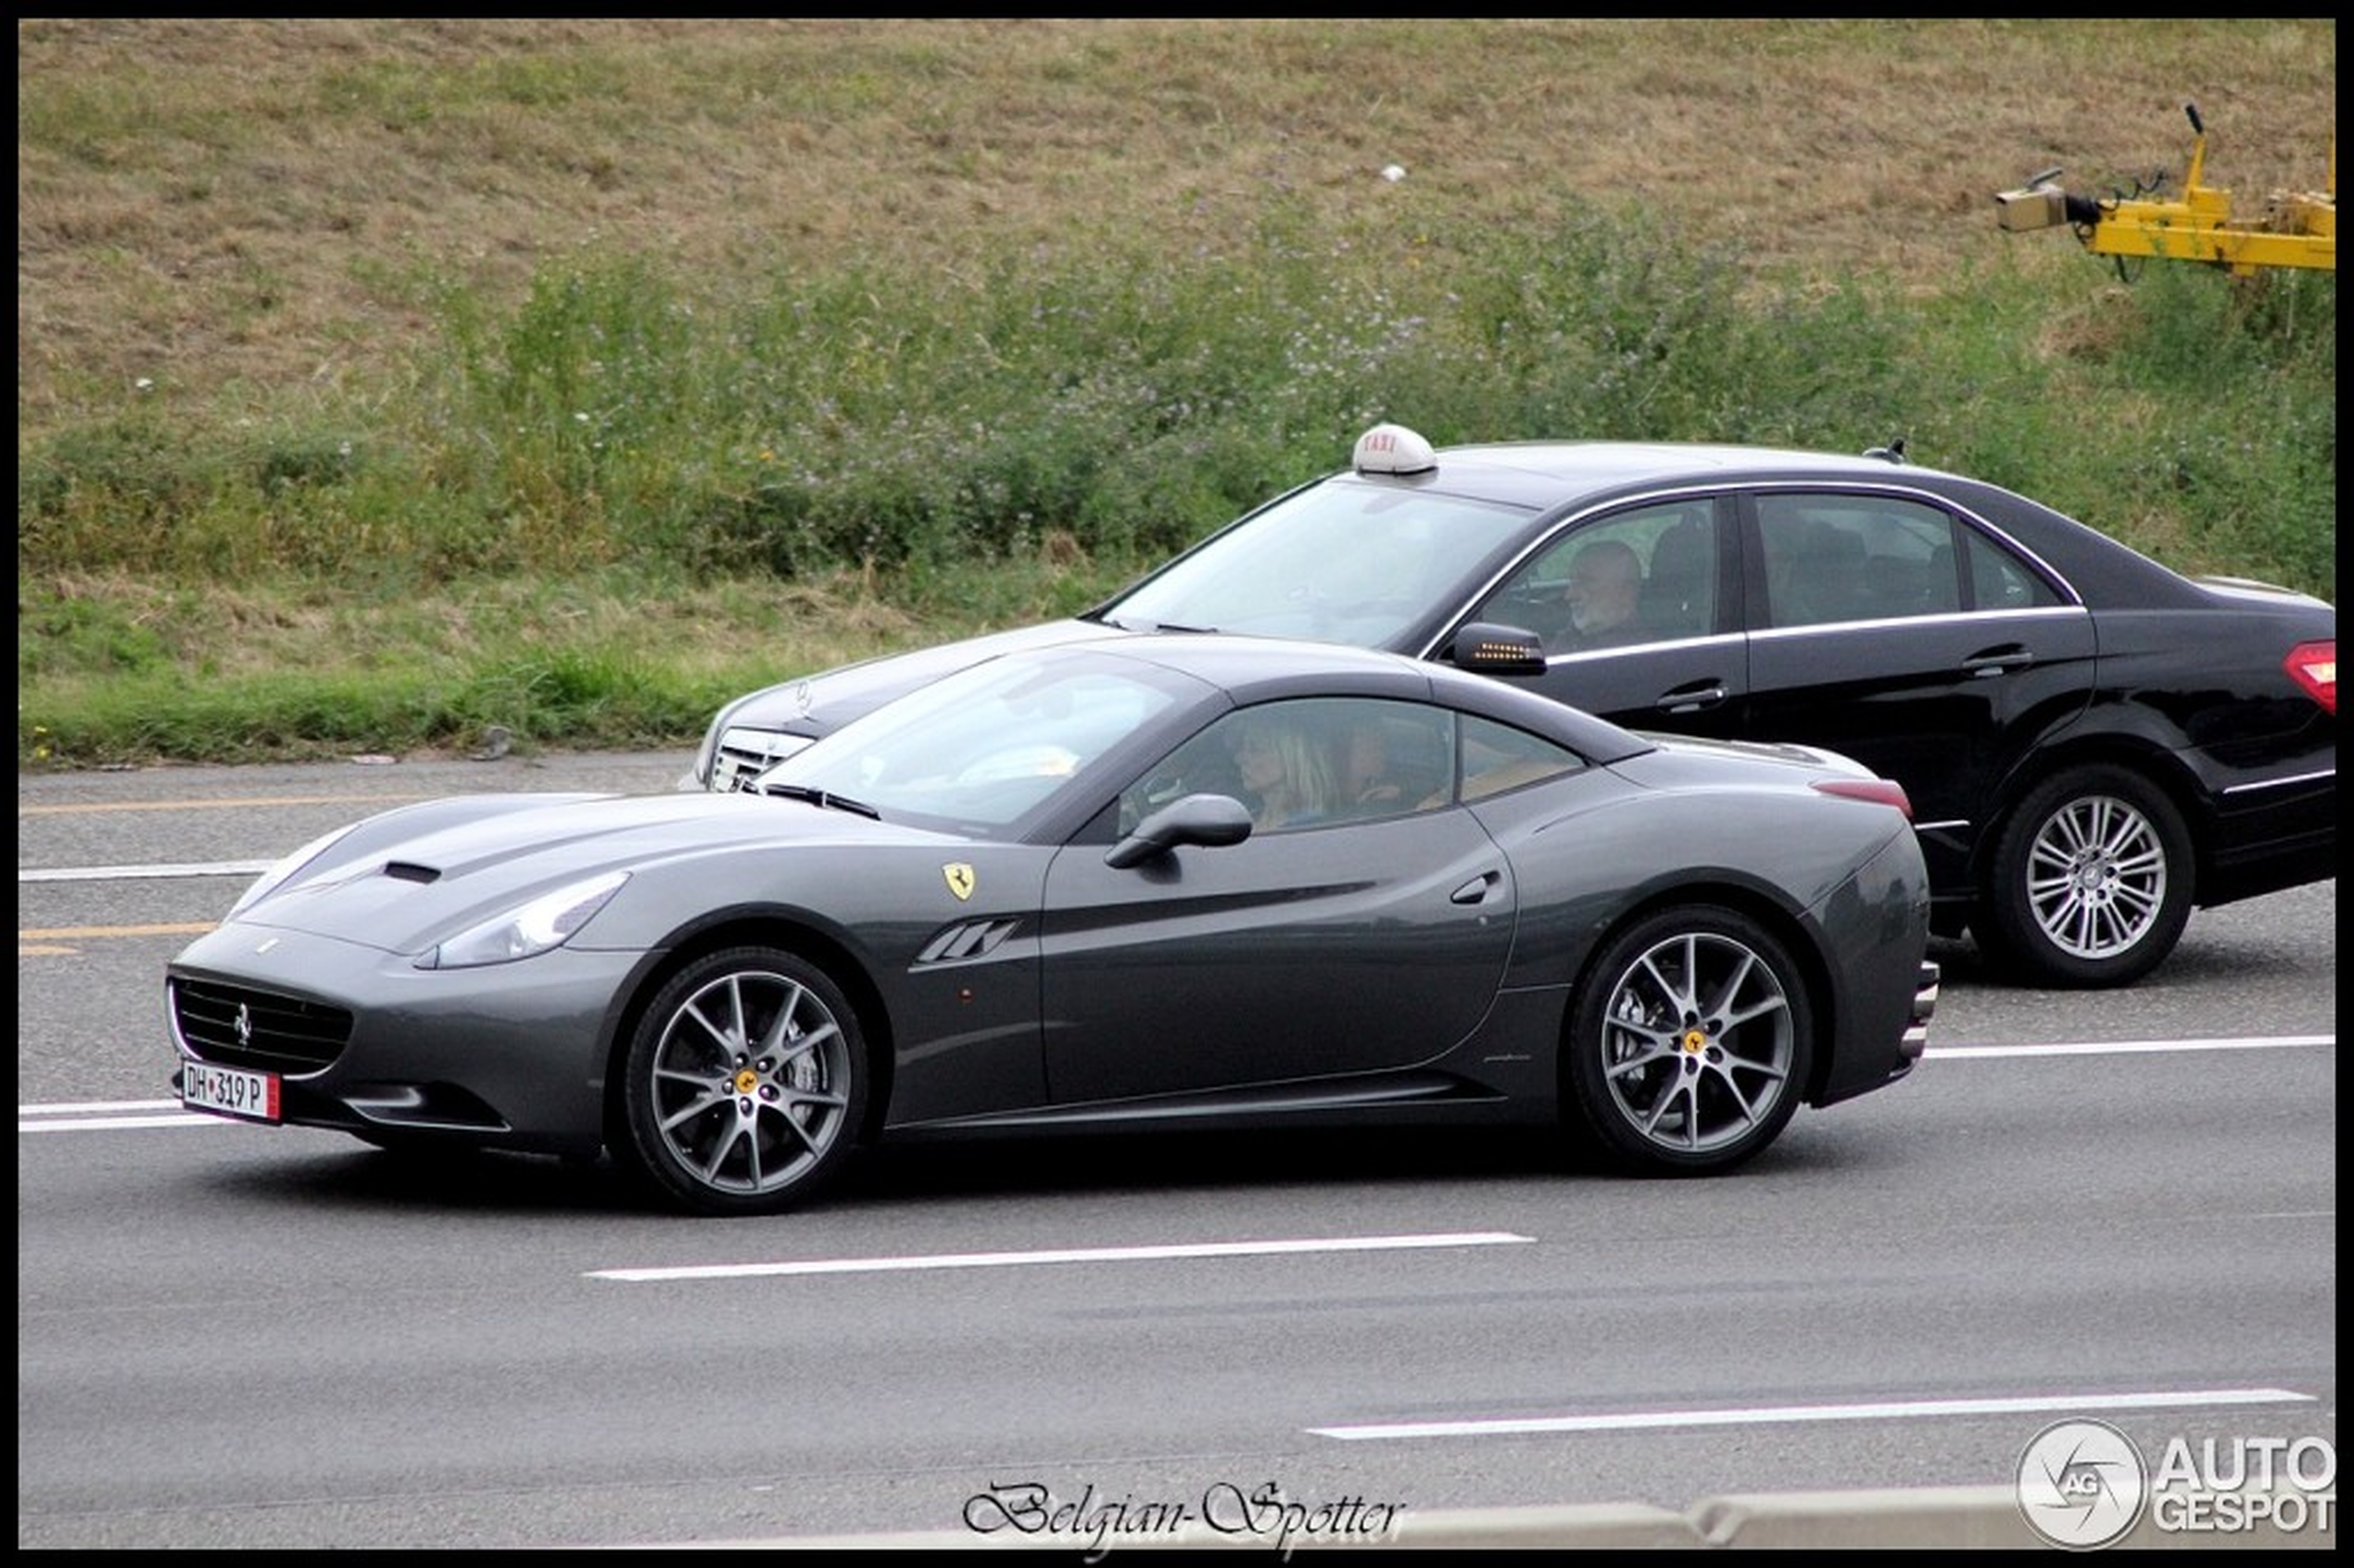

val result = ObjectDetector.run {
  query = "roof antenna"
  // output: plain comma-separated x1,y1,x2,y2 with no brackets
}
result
1863,436,1908,465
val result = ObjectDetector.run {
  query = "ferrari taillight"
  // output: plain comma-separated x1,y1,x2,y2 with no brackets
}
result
2284,640,2335,714
1813,778,1913,821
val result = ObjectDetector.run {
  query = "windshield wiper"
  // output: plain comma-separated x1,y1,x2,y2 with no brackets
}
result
1103,613,1221,634
760,782,881,819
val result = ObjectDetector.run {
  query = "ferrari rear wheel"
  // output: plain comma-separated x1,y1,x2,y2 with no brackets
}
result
1564,906,1813,1174
619,946,867,1217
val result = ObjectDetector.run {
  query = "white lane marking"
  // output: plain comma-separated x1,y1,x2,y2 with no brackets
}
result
589,1232,1536,1283
19,1100,231,1132
21,1098,185,1114
1310,1386,2319,1441
1930,1035,2332,1060
20,861,272,882
19,1112,231,1132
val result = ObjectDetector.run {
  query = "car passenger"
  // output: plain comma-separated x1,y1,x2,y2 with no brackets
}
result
1339,720,1404,812
1233,715,1338,830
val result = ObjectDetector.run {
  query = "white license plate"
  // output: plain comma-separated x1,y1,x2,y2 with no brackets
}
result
181,1061,281,1122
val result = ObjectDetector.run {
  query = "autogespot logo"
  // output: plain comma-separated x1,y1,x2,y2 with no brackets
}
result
2019,1419,2148,1549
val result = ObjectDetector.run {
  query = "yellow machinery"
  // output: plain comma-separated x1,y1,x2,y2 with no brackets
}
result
1994,102,2334,277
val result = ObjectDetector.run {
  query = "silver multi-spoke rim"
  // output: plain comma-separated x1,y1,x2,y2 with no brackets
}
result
1598,930,1794,1156
649,968,851,1196
2024,793,2167,961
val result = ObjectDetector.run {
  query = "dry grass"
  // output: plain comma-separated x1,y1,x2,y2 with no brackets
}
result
15,19,2336,768
18,19,2337,437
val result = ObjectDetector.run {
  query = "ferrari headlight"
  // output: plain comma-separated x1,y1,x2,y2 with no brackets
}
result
418,871,629,970
227,824,362,918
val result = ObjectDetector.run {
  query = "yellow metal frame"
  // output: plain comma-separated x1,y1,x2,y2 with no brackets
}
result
1996,106,2335,277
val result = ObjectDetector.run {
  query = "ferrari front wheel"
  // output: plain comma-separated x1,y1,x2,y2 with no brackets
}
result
619,946,867,1216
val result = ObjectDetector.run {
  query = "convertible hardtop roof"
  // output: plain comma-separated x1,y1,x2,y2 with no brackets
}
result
1093,629,1657,765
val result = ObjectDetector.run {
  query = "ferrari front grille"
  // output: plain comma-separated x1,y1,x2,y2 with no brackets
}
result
170,976,352,1074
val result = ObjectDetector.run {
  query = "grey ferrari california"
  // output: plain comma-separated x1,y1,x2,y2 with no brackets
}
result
170,634,1938,1216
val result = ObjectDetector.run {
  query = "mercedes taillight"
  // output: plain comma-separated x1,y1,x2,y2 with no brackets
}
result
2284,640,2335,715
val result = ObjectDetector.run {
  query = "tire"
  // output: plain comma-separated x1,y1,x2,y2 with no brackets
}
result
1563,906,1814,1174
1978,765,2192,990
618,946,867,1217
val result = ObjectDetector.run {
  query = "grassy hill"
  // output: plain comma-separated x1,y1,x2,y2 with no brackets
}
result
16,19,2337,767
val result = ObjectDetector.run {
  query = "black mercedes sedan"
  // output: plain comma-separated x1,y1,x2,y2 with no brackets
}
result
686,424,2335,989
171,636,1936,1216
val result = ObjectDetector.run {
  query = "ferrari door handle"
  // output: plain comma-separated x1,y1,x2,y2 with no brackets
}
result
1450,871,1502,905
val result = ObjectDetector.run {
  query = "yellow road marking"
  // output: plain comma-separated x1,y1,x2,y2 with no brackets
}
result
20,922,219,940
19,794,426,816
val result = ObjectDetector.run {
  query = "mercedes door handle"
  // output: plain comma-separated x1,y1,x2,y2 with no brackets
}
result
1657,681,1728,714
1963,649,2034,677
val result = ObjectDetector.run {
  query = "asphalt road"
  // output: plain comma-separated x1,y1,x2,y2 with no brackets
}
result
16,752,2338,1549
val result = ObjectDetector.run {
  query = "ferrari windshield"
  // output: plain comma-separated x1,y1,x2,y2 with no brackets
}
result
757,651,1190,831
1104,477,1536,645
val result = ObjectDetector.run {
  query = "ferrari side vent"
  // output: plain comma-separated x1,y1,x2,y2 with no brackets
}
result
916,919,1023,964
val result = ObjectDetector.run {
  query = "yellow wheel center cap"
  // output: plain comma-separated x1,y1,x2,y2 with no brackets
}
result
734,1068,760,1094
1681,1029,1709,1054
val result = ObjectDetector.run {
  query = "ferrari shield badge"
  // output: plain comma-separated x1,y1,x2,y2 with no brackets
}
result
943,863,976,902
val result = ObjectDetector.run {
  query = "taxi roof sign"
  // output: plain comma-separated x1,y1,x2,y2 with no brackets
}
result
1352,423,1437,476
